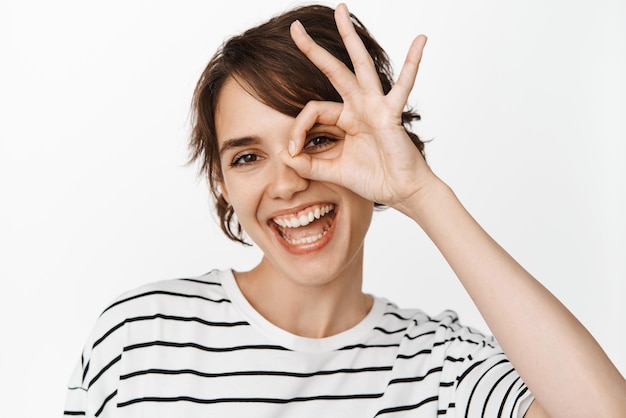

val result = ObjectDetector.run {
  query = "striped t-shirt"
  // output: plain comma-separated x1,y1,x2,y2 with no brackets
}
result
64,269,534,417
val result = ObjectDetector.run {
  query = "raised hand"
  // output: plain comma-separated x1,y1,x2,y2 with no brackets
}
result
282,3,432,211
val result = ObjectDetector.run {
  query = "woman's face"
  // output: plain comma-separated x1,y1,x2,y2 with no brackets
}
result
215,77,374,286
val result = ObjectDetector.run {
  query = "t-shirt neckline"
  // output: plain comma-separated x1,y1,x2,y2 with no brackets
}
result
218,269,386,352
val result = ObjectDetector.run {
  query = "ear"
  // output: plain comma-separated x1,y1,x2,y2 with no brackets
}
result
218,181,230,205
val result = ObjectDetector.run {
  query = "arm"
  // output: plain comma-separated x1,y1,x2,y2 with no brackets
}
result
402,175,625,417
284,4,626,417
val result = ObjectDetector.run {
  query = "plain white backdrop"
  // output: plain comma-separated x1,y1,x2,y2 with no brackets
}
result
1,0,624,416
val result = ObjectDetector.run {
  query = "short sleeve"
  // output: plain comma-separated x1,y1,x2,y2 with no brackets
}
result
62,295,129,417
62,337,123,417
63,354,88,416
436,314,534,417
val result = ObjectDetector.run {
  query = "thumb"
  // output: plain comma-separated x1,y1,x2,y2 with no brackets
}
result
279,149,341,185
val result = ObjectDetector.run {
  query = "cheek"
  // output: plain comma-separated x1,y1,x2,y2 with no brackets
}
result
344,192,374,234
356,196,374,225
222,178,264,223
354,203,374,234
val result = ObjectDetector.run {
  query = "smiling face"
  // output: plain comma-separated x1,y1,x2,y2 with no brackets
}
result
215,77,374,287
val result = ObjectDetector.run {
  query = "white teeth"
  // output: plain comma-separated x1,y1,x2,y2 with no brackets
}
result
283,230,328,245
273,204,334,228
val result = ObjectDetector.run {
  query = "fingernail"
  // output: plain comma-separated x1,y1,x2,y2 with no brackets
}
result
293,20,305,33
288,140,297,157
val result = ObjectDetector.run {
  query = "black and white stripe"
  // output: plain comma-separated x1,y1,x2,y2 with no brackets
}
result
64,269,533,417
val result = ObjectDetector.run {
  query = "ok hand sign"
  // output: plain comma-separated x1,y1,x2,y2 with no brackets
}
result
283,3,433,213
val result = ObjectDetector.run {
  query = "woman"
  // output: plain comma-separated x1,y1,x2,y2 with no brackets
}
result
63,4,626,417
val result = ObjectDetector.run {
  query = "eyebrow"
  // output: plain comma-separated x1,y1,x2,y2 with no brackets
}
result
219,136,261,156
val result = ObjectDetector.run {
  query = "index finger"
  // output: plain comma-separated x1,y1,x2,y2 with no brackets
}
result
289,101,343,157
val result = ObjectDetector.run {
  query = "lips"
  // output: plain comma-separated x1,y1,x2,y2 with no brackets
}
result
270,203,336,247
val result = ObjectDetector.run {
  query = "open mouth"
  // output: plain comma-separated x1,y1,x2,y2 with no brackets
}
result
271,203,336,246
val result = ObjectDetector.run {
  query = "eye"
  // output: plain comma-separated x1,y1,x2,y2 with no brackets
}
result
303,135,338,152
230,153,262,167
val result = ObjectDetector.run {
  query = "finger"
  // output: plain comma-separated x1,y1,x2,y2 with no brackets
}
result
290,19,358,98
388,35,427,109
279,149,341,184
334,3,382,93
289,101,343,157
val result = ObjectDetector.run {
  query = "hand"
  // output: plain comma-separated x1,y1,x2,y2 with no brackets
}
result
282,3,433,210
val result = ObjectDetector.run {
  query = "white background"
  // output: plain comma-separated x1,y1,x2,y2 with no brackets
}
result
1,0,624,416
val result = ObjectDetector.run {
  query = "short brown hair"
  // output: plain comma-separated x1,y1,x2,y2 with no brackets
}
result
189,4,424,245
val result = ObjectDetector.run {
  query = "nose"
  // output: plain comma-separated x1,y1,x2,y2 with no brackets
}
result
266,159,309,200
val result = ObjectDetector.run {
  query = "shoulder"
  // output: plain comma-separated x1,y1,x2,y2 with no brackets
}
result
66,270,236,415
74,270,234,383
100,268,229,318
84,269,232,354
377,302,501,365
379,304,532,416
380,303,493,346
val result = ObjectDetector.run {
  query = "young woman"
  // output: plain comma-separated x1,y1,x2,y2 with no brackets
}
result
63,4,626,417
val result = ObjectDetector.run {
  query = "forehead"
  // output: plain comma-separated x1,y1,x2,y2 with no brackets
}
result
214,77,294,146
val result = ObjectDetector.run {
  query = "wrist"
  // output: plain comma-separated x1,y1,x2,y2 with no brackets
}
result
392,174,456,224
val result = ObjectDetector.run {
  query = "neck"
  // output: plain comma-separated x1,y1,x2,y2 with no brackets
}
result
234,253,372,338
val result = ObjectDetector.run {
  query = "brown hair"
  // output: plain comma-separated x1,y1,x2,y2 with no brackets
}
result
189,4,424,245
